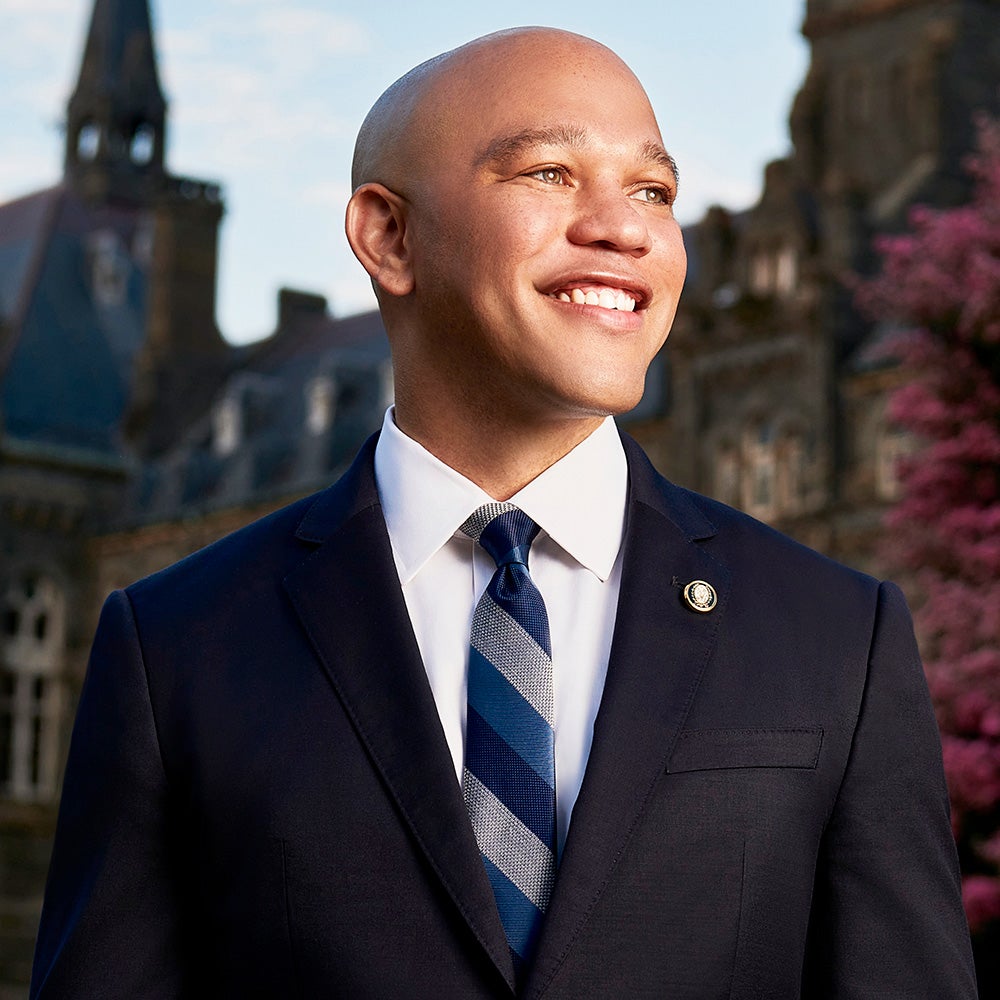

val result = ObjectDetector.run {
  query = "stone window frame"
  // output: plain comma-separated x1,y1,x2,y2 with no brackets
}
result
0,572,66,803
875,422,915,502
717,414,808,522
748,244,799,299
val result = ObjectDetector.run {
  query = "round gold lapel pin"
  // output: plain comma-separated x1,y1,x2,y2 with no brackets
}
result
682,580,717,613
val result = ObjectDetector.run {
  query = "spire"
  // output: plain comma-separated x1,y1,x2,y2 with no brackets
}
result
64,0,167,203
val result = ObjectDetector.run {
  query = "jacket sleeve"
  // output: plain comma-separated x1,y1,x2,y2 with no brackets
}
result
802,581,978,998
30,590,188,998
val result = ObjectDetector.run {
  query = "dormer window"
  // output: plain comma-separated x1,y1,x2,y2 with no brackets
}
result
89,230,128,307
305,376,336,435
212,396,242,457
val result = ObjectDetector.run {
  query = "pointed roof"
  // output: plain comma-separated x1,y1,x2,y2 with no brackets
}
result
64,0,168,201
67,0,166,122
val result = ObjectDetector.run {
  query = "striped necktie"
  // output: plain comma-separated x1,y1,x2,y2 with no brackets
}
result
460,502,556,983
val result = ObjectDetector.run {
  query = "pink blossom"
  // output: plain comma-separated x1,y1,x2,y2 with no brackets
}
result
859,116,1000,940
962,876,1000,932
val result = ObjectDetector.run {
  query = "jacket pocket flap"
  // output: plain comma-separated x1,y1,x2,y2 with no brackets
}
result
667,727,823,773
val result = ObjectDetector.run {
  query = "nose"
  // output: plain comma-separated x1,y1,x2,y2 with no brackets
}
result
566,180,652,256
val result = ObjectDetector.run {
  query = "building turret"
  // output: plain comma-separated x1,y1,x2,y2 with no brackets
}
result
64,0,167,204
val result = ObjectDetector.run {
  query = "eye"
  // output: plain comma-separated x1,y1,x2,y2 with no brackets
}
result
527,167,566,185
632,186,674,206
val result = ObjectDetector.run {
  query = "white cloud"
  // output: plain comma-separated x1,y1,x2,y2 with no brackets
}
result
159,25,214,61
247,8,370,57
0,3,83,95
0,4,79,204
2,0,78,14
158,7,362,177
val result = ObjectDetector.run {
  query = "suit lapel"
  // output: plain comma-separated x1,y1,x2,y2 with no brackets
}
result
526,435,731,998
283,439,516,992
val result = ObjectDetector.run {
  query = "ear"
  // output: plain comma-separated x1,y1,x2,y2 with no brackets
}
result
345,183,414,297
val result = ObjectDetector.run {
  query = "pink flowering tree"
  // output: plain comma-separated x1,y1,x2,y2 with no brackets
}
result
858,117,1000,978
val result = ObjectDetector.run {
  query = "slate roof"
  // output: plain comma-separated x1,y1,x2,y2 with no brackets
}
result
122,307,390,525
0,184,152,461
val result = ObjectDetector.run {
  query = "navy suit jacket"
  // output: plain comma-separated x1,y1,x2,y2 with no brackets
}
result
31,434,977,998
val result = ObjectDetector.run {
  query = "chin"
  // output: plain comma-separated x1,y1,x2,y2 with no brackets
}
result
581,377,648,417
562,389,644,421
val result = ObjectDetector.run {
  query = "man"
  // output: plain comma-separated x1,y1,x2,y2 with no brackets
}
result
31,27,977,999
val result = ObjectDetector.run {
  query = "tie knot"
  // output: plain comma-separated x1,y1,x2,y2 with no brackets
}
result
460,503,540,568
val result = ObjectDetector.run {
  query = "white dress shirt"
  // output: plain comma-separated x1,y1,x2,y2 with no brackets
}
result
373,408,627,857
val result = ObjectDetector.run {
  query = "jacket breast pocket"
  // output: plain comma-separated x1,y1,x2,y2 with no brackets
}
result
666,727,823,773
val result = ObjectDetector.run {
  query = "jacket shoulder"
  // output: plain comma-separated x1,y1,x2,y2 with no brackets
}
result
683,484,879,592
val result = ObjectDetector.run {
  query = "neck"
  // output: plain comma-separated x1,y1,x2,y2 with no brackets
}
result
393,403,604,500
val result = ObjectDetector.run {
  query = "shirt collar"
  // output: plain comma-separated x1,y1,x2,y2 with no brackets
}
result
374,408,627,585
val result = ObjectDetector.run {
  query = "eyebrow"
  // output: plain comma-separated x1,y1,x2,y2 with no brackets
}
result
640,139,680,187
477,125,680,186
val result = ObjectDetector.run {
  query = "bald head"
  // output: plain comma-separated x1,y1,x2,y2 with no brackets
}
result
350,28,656,194
344,24,686,466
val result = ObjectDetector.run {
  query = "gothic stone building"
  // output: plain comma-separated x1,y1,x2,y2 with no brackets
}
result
632,0,1000,572
0,0,389,988
0,0,998,992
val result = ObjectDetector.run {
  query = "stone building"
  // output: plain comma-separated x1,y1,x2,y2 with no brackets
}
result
0,0,388,987
0,0,998,992
631,0,1000,574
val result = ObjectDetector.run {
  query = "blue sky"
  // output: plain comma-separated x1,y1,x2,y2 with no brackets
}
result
1,0,809,343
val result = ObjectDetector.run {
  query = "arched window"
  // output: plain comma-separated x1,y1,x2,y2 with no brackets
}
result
129,123,156,166
76,122,100,162
0,574,65,802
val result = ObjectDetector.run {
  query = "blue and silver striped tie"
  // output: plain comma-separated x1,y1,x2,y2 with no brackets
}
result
461,503,556,982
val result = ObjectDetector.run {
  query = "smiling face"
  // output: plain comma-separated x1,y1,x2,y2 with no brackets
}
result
350,29,687,440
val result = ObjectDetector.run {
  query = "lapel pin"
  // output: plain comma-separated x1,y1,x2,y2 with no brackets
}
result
682,580,717,614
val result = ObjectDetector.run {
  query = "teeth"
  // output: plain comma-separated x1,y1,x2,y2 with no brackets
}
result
553,286,638,312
